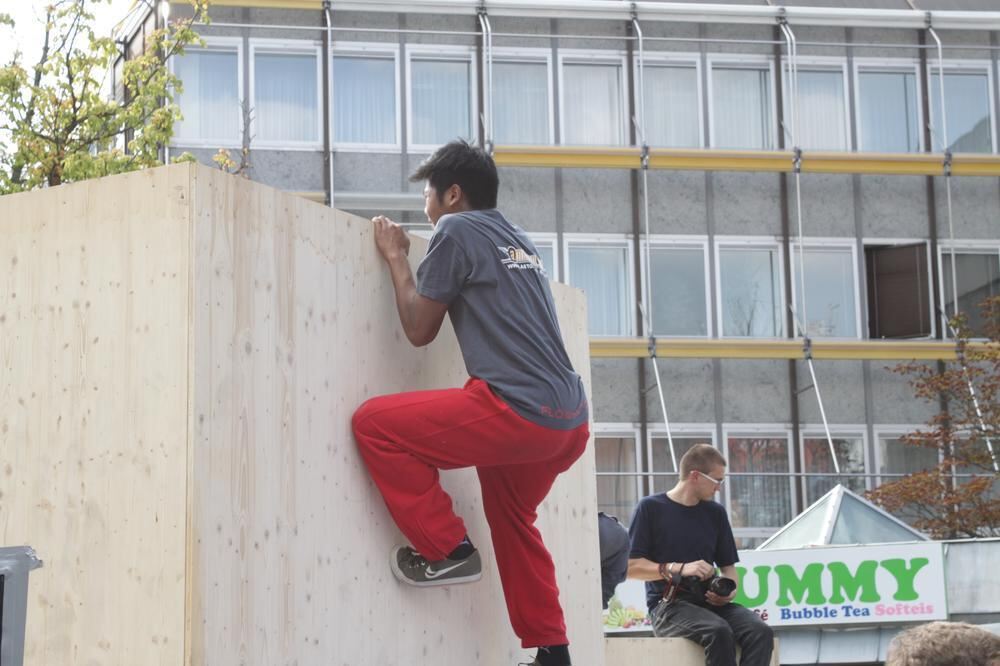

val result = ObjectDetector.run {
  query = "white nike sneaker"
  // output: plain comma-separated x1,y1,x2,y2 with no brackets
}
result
389,545,483,587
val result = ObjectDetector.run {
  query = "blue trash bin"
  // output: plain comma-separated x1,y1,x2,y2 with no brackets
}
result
0,547,43,666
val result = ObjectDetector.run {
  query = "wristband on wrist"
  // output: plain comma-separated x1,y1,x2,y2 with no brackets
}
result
658,562,669,580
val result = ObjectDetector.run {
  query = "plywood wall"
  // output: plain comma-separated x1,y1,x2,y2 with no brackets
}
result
185,166,604,666
0,164,603,666
0,168,191,665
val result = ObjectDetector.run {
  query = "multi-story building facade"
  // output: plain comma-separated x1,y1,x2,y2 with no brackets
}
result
121,0,1000,547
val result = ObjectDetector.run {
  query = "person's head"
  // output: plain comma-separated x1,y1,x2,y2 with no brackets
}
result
887,621,1000,666
409,140,499,225
678,444,727,500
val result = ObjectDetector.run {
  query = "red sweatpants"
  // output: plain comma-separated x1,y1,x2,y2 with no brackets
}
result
352,377,589,648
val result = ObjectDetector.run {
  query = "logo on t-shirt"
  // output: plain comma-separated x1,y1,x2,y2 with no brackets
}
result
497,245,545,274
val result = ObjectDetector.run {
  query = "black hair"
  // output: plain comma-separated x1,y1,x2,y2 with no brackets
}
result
409,140,499,209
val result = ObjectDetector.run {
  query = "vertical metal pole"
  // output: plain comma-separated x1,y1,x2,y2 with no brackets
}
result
928,19,959,321
780,20,809,337
477,7,494,154
323,0,335,208
780,18,840,475
632,11,677,473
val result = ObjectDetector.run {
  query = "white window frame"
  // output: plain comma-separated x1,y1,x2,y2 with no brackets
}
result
248,39,324,151
331,41,402,153
873,426,942,486
723,425,796,539
563,233,637,337
593,423,645,512
646,425,717,492
925,59,998,154
706,54,779,150
798,427,871,503
936,240,1000,339
528,232,560,283
168,36,244,150
789,239,863,340
487,47,555,146
862,237,938,340
715,237,787,339
780,55,852,151
852,57,925,153
405,44,479,154
632,52,704,148
640,236,712,337
557,49,630,146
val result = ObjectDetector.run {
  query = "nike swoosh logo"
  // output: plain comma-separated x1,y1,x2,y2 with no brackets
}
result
425,561,467,579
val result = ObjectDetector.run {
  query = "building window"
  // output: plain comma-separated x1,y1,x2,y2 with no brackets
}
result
566,240,633,336
561,55,626,146
865,243,932,339
856,65,921,152
409,50,475,149
878,434,939,480
252,46,321,145
791,245,859,338
929,67,994,153
877,433,940,525
646,242,709,336
649,435,711,493
940,249,1000,337
727,434,794,530
783,64,849,150
801,435,867,505
717,243,783,338
332,47,398,147
710,62,774,149
642,61,701,148
173,46,241,145
493,55,552,145
595,435,640,526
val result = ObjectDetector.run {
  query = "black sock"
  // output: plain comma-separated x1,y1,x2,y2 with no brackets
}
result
446,535,475,560
535,644,571,666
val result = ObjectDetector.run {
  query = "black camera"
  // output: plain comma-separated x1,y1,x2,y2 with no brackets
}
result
680,574,736,597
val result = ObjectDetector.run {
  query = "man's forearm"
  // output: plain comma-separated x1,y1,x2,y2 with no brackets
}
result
384,253,424,345
627,557,683,582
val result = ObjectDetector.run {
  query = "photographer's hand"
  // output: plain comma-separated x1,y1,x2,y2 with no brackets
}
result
705,588,737,606
706,564,740,606
681,560,715,580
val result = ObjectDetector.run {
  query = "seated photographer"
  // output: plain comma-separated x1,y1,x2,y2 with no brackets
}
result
627,444,773,666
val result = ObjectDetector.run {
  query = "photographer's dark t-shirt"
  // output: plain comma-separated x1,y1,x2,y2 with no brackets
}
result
628,493,740,611
416,209,588,431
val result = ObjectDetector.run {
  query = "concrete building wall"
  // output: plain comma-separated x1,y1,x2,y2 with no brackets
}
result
164,3,1000,542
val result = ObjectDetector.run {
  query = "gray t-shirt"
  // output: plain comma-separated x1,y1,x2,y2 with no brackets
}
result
415,208,588,431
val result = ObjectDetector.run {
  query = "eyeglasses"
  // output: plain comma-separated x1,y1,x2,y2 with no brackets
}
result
695,470,725,486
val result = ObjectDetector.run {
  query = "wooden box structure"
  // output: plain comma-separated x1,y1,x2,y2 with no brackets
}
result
0,164,603,665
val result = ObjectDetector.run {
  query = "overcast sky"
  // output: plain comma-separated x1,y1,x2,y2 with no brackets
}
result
0,0,138,67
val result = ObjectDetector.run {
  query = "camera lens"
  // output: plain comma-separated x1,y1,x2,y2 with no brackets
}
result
710,577,736,596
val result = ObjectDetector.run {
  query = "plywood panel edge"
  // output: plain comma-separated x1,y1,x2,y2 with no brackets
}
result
545,280,606,664
181,161,198,666
184,162,226,666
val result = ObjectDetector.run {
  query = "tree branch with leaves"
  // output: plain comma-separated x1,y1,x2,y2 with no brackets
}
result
0,0,209,194
867,296,1000,539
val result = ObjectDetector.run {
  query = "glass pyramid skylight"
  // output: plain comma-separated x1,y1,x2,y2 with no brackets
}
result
757,484,928,550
